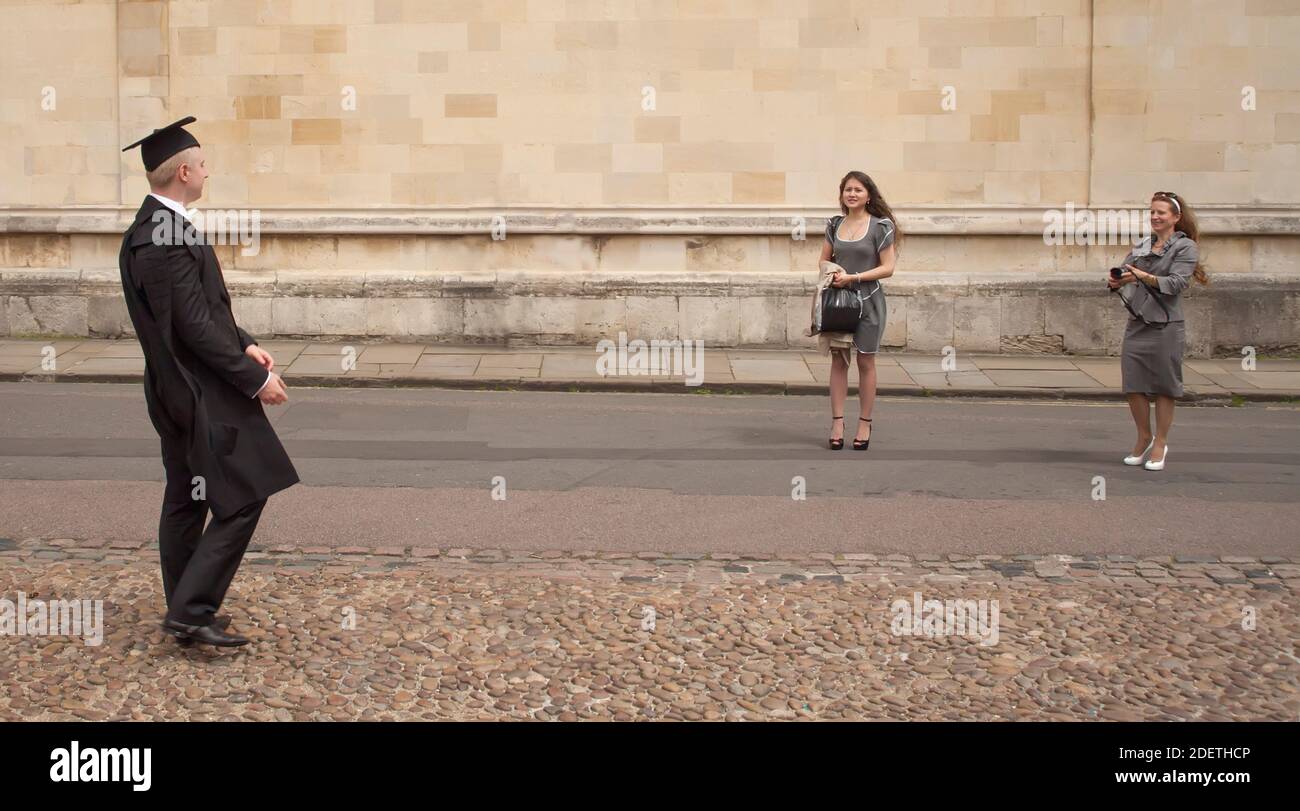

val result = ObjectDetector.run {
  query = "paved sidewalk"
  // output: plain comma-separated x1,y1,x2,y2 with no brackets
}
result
2,539,1295,721
2,338,1298,401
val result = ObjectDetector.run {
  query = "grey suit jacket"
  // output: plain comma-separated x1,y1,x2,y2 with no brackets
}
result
1117,231,1199,323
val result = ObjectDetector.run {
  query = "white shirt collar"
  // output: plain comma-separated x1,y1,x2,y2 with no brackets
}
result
149,192,192,221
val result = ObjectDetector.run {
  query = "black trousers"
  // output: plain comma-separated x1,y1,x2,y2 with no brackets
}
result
159,443,265,626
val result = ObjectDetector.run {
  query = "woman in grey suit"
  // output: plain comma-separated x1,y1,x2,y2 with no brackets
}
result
1107,191,1209,471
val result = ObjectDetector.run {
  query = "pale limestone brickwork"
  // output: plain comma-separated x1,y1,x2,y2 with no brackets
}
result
1,0,1295,208
1,1,1297,353
1091,0,1300,205
0,0,118,206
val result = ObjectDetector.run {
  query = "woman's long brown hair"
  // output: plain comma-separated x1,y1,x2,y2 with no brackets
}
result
1152,192,1208,285
839,171,901,248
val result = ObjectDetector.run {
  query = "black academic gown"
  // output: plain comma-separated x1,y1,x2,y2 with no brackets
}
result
118,196,299,519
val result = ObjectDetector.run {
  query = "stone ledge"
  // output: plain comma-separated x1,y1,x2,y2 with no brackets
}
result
5,267,1300,297
3,205,1299,235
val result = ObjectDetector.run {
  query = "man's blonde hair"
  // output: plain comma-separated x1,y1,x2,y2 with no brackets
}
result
146,146,197,188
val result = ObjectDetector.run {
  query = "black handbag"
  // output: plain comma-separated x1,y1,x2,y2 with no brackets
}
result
818,286,863,332
1112,263,1171,329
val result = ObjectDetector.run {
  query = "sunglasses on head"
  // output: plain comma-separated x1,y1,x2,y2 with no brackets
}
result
1152,192,1181,213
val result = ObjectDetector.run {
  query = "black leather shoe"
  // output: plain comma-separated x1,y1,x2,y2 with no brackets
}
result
173,614,231,646
163,618,249,647
828,415,845,450
853,417,872,451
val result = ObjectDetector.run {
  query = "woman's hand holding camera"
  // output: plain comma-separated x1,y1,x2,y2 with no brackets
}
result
1107,264,1140,290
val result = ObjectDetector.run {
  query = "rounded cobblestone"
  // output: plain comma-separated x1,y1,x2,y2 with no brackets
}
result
1,550,1296,721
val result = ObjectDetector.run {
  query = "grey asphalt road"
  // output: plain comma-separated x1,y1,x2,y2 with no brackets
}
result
0,382,1296,557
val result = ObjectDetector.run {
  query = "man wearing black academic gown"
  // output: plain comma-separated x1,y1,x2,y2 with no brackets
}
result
118,117,299,647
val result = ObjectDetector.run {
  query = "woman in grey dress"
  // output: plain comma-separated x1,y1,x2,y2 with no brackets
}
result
820,171,899,451
1108,191,1208,471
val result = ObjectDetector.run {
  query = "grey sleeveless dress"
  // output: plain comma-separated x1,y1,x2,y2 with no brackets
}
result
824,214,895,354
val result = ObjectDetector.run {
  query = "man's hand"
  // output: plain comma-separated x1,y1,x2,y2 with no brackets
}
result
257,372,289,405
244,344,275,371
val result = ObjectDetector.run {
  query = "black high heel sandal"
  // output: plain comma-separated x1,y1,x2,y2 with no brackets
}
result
853,417,872,451
828,416,844,450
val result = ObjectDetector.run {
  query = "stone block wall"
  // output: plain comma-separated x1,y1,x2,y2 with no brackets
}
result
3,223,1296,357
0,1,1297,355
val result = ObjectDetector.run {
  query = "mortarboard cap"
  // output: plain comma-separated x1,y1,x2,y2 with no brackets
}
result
122,116,200,171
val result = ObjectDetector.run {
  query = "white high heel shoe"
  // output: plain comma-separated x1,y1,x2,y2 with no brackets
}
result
1124,438,1155,466
1144,445,1169,471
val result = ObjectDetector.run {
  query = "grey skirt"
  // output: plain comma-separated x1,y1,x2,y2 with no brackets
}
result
1121,318,1185,397
849,281,888,354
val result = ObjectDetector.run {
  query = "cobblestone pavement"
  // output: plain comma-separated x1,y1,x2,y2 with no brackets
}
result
2,539,1297,721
